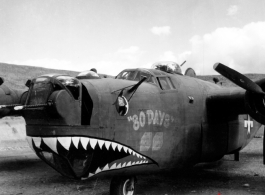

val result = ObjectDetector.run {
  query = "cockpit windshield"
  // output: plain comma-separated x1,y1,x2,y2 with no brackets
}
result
116,70,157,84
134,71,157,84
116,71,136,80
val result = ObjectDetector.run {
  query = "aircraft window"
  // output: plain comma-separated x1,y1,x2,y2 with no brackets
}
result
157,77,175,90
150,76,158,84
134,72,141,81
167,78,175,89
134,71,156,84
56,76,80,100
116,71,136,80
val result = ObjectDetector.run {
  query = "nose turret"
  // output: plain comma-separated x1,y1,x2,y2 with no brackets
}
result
23,74,82,126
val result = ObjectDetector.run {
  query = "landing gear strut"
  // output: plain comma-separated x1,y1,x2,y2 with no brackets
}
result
234,151,239,161
110,176,136,195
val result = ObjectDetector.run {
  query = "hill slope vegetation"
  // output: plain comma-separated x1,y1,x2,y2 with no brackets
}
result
0,63,113,90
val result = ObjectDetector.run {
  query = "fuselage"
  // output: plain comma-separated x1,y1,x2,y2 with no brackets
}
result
24,69,261,179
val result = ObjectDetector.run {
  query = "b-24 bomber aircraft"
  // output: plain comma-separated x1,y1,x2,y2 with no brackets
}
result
0,63,265,195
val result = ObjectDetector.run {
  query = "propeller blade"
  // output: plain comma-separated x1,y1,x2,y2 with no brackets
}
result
214,63,265,95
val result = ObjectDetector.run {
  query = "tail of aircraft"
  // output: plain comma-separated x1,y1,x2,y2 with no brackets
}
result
214,63,265,164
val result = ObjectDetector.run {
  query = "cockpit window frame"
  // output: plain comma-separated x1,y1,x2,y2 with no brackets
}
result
115,68,177,90
134,70,157,85
116,71,137,80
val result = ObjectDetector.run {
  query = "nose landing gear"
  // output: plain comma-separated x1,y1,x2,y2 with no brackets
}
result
110,176,136,195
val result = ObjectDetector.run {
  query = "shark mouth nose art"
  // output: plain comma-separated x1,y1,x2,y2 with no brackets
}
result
26,136,155,179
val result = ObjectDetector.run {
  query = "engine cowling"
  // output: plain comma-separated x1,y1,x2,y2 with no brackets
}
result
245,78,265,124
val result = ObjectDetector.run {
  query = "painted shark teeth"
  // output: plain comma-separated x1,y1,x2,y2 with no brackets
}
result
90,138,97,149
80,137,89,149
111,142,117,150
28,136,152,179
102,164,109,171
95,167,102,174
110,163,117,169
98,140,105,149
104,141,111,150
43,137,58,154
32,137,41,148
117,144,123,152
123,146,128,153
58,137,71,150
82,173,94,180
30,136,147,160
31,136,146,158
81,159,150,180
98,160,149,173
72,137,79,148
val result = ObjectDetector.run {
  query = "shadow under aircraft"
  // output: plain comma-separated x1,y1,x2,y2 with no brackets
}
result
0,62,265,195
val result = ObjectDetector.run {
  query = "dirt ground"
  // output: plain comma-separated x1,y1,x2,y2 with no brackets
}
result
1,138,265,195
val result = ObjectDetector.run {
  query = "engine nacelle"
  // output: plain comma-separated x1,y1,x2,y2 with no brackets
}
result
245,78,265,124
0,85,26,117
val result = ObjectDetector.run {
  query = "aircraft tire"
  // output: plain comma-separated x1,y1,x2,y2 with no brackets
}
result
109,176,135,195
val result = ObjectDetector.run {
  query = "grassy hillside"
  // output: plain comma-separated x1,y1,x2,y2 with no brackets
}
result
0,63,110,90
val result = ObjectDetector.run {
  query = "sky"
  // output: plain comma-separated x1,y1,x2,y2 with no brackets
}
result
1,0,265,76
